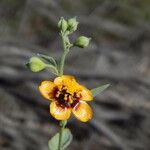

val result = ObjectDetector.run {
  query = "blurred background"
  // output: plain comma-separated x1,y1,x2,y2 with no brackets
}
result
0,0,150,150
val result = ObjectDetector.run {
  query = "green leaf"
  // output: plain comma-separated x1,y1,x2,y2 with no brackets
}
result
91,84,110,97
48,128,72,150
37,53,57,68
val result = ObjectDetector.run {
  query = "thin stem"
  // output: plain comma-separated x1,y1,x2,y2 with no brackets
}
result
58,120,67,150
59,33,69,76
46,64,59,75
59,51,68,76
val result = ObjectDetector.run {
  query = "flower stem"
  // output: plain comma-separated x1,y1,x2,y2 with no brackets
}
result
58,120,67,150
59,50,68,76
59,32,70,76
46,64,59,75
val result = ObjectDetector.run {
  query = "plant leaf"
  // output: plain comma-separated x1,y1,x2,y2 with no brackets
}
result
37,53,57,68
48,128,72,150
91,84,110,97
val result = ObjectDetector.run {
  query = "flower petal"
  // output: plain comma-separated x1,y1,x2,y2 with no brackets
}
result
54,75,80,94
50,101,71,120
72,101,93,122
54,75,75,86
39,81,56,100
79,85,93,101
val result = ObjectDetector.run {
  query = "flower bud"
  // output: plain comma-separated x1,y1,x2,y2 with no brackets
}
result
58,17,68,32
67,17,78,33
26,57,46,72
74,36,91,48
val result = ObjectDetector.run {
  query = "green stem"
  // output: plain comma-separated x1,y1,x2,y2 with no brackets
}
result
46,64,59,75
59,51,68,76
59,33,69,76
58,120,67,150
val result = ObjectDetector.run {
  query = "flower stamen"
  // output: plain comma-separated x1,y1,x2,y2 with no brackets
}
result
53,85,83,108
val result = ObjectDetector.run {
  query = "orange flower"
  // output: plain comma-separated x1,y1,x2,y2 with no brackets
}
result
39,75,93,122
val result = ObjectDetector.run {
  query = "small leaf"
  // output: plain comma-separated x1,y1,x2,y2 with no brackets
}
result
91,84,110,97
37,53,57,68
48,128,72,150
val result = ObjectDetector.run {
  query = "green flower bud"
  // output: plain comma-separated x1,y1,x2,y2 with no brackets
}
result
58,17,68,32
26,57,46,72
74,36,91,48
67,17,78,33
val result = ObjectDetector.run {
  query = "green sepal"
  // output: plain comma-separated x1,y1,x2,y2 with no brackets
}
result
67,17,78,33
48,128,72,150
74,36,91,48
58,17,68,32
26,57,46,72
37,53,57,68
91,84,110,97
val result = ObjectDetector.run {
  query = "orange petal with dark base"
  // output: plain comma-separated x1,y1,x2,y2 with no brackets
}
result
50,101,71,120
80,85,93,101
54,75,76,86
39,81,56,100
72,101,93,122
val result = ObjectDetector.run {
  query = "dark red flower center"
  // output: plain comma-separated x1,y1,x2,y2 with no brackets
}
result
54,86,81,108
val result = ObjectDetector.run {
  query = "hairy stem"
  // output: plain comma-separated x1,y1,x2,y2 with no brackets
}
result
59,33,69,76
58,120,67,150
59,51,68,76
46,64,58,75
